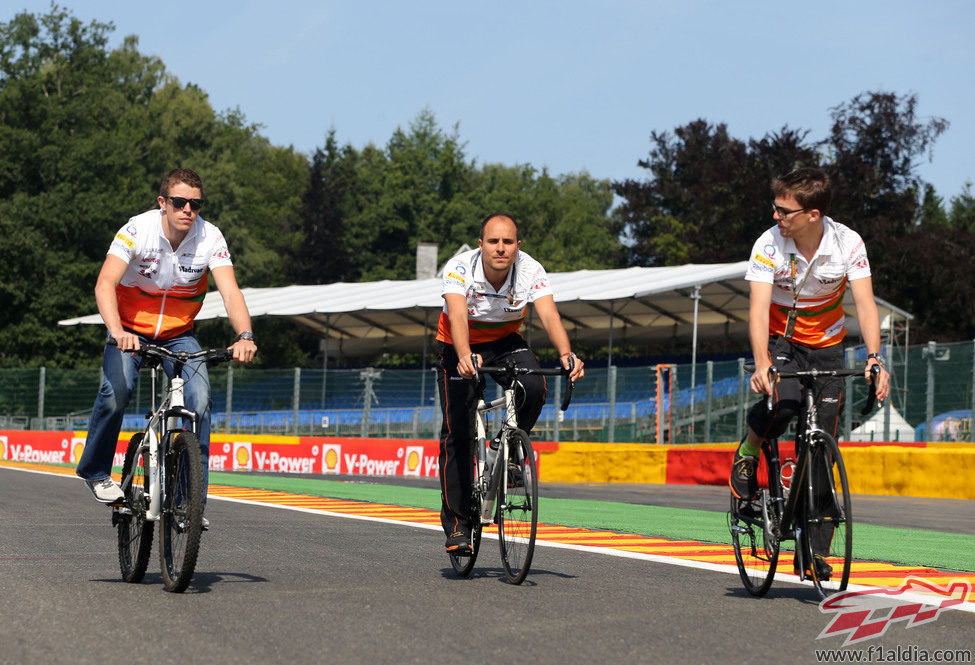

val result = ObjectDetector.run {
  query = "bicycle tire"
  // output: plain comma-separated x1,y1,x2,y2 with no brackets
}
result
159,431,205,593
117,433,154,583
450,441,483,577
497,429,538,585
804,432,852,598
729,442,780,596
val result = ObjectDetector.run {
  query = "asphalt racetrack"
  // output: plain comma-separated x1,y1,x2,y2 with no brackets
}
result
2,466,973,665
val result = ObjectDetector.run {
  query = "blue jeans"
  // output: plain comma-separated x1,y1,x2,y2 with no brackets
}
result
76,332,213,495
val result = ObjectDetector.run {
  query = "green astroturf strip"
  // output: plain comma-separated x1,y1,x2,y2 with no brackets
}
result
209,472,975,573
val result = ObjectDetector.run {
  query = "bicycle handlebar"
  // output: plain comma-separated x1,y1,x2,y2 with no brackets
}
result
744,363,882,416
107,338,235,364
475,356,575,411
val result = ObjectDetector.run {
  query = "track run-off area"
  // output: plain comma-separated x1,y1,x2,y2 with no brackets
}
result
2,460,973,665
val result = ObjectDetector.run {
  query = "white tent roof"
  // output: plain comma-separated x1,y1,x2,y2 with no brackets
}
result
848,405,915,442
58,262,912,358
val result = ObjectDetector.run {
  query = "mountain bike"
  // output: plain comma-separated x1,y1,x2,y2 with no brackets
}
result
449,356,574,584
729,363,880,599
110,341,233,593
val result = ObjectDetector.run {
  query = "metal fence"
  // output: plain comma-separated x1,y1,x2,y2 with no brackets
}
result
1,340,972,443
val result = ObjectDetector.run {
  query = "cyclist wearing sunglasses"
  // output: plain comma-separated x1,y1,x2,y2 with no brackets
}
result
730,167,890,577
76,168,257,511
436,213,585,554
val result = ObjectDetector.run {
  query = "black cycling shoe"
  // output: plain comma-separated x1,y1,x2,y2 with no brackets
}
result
445,530,471,555
794,555,833,580
812,555,833,580
729,452,758,500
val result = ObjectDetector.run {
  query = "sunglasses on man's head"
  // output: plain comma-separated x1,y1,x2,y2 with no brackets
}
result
166,196,204,211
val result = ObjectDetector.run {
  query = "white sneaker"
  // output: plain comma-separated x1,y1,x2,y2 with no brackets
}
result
86,478,124,504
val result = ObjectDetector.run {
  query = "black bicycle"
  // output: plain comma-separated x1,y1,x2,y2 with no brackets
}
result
449,357,574,584
111,341,233,593
729,363,880,598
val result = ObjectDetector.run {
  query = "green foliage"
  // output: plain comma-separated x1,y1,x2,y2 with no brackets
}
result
0,6,305,368
291,108,620,285
948,182,975,233
919,184,949,229
613,120,819,265
614,90,970,340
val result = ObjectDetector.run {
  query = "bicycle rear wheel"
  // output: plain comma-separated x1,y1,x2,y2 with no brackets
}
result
159,431,205,593
117,433,154,583
729,442,780,596
497,429,538,585
805,432,852,598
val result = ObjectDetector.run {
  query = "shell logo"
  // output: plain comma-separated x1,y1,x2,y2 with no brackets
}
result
322,444,341,474
71,437,86,463
233,442,252,470
0,436,6,461
403,445,424,477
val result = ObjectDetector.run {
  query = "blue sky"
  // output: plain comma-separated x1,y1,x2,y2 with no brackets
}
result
9,1,975,201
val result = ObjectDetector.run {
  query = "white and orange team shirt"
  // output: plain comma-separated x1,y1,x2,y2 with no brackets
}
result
107,208,233,340
436,249,553,345
744,217,871,348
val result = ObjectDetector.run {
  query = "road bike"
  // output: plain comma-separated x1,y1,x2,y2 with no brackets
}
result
449,356,574,584
111,341,233,592
729,363,880,598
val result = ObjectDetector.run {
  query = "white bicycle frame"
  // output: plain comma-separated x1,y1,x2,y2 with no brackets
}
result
473,384,519,525
142,367,186,522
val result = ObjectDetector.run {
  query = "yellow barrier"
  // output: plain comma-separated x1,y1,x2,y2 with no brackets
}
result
540,443,668,484
538,441,975,500
843,445,975,500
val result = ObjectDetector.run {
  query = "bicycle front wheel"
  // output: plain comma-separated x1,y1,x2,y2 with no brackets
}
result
497,429,538,585
159,431,205,593
117,433,154,583
729,442,780,596
450,440,483,577
805,432,852,598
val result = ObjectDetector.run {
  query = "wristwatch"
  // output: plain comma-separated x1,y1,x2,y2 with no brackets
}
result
236,331,255,342
867,352,886,367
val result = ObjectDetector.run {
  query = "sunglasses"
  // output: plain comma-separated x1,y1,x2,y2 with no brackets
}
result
166,196,204,211
771,203,807,218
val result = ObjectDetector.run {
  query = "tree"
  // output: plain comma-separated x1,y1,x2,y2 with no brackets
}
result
825,91,948,239
948,182,975,233
918,184,949,228
288,129,358,284
295,110,622,285
0,6,306,367
613,121,817,266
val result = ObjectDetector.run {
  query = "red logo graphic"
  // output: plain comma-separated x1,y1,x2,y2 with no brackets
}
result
818,577,971,646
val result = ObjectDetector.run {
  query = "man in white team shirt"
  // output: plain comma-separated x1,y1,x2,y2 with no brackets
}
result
730,167,889,579
76,168,257,511
435,213,585,554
